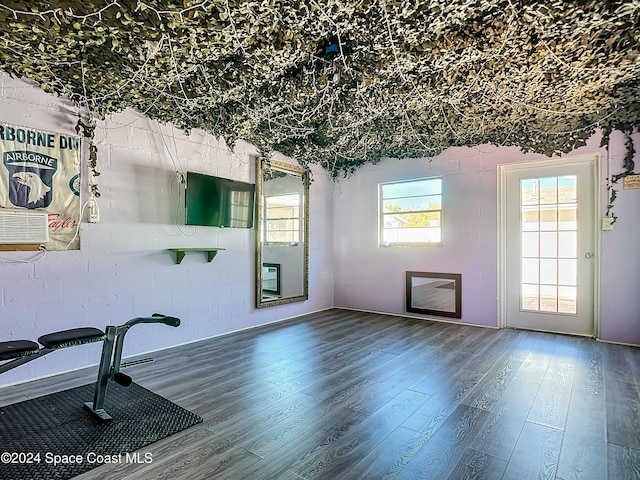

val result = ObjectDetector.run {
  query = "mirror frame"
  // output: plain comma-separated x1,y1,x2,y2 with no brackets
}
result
255,158,309,308
405,271,462,319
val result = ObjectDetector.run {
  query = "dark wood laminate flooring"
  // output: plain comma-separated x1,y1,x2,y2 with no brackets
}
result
1,308,639,479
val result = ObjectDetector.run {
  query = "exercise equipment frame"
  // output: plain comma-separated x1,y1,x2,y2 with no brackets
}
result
0,313,181,422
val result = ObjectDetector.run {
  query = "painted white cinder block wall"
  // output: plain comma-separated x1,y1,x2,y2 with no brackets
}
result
0,74,335,387
333,130,640,345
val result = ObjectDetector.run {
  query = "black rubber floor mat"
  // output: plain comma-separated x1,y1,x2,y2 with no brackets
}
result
0,382,202,479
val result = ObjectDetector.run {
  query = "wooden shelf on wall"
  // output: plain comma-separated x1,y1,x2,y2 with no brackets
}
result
168,248,225,264
0,244,42,252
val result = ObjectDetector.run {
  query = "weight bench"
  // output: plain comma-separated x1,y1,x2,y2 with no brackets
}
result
0,313,180,422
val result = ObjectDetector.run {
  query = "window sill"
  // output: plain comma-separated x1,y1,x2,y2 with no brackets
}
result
379,243,443,248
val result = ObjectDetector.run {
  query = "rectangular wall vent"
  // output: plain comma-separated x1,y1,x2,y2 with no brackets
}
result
0,209,49,244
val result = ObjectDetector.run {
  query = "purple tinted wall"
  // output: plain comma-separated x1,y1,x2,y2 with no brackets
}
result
334,131,640,345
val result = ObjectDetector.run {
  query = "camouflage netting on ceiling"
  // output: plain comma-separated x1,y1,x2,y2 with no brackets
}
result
0,0,638,177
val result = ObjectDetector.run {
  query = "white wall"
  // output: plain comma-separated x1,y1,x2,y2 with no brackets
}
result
0,74,335,387
333,131,640,345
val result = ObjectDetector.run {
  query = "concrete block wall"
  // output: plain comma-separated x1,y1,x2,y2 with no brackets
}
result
0,74,335,387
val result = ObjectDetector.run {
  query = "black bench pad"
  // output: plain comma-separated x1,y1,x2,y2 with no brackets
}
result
38,328,105,349
0,340,41,361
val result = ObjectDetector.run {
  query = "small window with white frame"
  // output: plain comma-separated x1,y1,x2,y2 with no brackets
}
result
379,177,442,246
264,193,301,244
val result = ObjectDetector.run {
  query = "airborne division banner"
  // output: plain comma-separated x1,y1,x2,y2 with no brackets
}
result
0,122,81,250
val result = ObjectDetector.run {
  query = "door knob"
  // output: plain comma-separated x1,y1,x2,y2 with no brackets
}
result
585,252,594,258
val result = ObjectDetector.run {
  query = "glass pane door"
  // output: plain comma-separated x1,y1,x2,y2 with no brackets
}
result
520,176,578,314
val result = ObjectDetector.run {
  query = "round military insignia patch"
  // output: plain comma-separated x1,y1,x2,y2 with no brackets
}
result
69,173,80,196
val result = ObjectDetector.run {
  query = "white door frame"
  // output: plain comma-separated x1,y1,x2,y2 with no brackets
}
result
497,154,601,337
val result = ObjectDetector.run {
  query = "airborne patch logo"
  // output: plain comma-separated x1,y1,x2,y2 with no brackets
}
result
3,150,57,209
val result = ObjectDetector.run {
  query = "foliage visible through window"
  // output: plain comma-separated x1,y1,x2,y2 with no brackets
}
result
265,193,300,244
380,177,442,246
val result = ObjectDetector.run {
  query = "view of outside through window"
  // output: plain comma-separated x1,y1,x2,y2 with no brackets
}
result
380,178,442,245
520,175,578,314
229,190,253,227
265,193,300,243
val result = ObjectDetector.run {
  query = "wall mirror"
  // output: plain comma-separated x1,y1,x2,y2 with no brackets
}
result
406,271,462,318
256,158,309,308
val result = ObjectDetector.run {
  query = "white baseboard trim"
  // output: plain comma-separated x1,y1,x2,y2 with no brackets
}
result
0,306,335,390
0,365,99,390
337,307,639,347
597,338,640,348
335,306,500,329
157,306,335,353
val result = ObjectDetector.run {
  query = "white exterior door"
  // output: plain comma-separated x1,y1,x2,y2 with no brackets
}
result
500,155,598,336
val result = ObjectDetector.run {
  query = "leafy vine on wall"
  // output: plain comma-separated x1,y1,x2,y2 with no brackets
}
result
75,116,100,198
603,130,636,223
